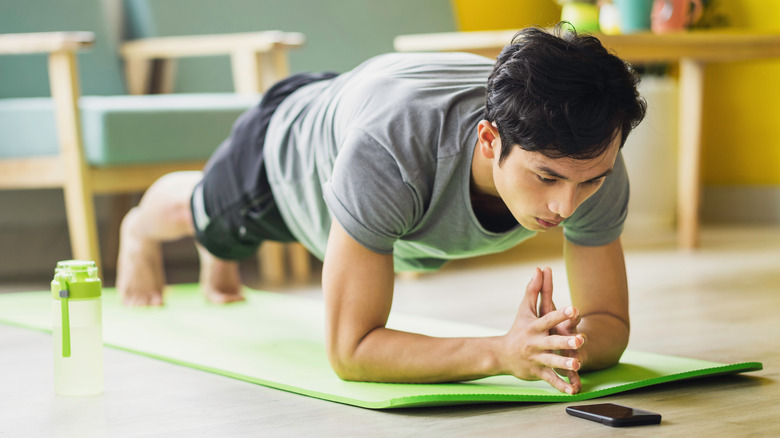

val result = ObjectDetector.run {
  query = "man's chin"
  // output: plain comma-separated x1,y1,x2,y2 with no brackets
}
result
519,219,544,231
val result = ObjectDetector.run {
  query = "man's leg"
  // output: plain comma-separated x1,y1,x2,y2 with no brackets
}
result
195,242,243,304
116,171,243,305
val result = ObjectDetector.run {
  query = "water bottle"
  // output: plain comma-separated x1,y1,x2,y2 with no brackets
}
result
51,260,104,396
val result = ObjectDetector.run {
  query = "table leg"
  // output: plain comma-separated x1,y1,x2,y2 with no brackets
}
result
677,58,705,249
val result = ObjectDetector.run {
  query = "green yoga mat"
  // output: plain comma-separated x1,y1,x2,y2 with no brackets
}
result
0,285,762,409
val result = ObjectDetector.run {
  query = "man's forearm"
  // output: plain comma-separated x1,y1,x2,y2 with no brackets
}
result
578,312,630,372
324,224,583,392
331,301,585,394
335,327,505,383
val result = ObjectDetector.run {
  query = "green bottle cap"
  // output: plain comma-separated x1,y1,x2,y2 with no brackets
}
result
51,260,102,300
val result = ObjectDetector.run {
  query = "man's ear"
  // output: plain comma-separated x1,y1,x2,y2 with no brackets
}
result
477,120,501,159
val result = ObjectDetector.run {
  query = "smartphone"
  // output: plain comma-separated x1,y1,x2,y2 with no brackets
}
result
566,403,661,427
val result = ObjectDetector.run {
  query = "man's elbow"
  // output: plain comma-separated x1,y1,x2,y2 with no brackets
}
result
583,343,627,372
326,340,371,382
581,323,629,372
328,354,358,381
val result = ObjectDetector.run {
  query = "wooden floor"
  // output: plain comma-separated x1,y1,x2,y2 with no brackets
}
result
1,225,778,437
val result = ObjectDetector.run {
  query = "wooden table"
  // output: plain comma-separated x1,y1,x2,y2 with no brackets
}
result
395,30,780,248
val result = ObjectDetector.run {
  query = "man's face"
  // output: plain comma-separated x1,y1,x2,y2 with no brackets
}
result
492,135,621,232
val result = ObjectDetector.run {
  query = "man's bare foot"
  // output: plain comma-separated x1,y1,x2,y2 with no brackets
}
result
116,208,166,306
196,244,245,304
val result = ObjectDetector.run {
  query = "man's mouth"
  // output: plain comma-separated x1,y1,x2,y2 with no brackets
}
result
536,218,561,228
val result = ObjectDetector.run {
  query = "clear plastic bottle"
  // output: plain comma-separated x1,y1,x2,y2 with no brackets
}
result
51,260,104,396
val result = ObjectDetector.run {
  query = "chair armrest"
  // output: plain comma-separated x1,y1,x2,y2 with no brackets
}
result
121,30,305,95
0,31,94,55
120,30,304,60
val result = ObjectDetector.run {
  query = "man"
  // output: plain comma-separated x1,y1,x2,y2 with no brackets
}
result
117,26,646,395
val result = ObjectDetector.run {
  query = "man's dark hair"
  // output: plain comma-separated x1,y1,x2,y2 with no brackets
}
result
484,25,647,163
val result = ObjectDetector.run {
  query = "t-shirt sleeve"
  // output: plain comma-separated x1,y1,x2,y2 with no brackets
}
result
323,129,421,254
563,152,630,247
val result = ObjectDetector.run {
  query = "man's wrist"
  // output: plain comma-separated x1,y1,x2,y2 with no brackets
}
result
485,335,509,376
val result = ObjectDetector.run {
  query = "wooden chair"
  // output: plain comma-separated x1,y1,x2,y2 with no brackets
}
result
0,0,307,282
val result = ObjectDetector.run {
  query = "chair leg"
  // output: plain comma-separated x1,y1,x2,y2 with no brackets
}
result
288,243,311,283
62,184,102,272
258,241,286,285
48,50,101,271
102,193,137,275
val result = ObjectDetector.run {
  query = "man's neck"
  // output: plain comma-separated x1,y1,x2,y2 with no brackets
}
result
469,143,517,232
470,142,497,198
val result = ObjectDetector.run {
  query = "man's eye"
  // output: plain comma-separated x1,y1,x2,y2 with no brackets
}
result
537,175,556,184
586,178,605,186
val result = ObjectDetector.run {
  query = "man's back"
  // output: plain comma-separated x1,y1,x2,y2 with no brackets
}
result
264,52,502,270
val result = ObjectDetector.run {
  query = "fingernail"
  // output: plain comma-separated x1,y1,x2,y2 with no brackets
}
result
566,387,574,395
568,338,577,348
567,359,574,369
565,307,574,317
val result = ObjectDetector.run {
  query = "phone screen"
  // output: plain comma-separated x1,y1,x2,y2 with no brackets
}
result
566,403,661,427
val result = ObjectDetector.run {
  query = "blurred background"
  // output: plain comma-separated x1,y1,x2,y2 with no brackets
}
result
0,0,778,286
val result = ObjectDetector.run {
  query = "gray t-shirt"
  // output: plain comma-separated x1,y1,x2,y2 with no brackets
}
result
264,52,628,272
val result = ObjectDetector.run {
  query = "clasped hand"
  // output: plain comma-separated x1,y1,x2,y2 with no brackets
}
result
500,267,585,395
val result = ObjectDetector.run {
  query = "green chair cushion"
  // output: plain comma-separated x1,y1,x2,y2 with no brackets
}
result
0,94,257,165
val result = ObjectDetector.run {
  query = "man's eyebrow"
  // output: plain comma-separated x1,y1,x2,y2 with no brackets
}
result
538,166,569,180
538,166,613,182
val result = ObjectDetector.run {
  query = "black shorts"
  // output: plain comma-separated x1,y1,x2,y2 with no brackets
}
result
191,72,338,260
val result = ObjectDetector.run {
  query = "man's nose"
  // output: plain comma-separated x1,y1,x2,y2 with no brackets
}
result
549,186,577,219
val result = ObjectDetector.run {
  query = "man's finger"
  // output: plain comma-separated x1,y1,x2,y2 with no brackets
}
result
537,352,581,372
539,334,585,351
538,367,575,395
538,267,555,317
567,369,582,393
534,306,579,332
521,268,544,312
